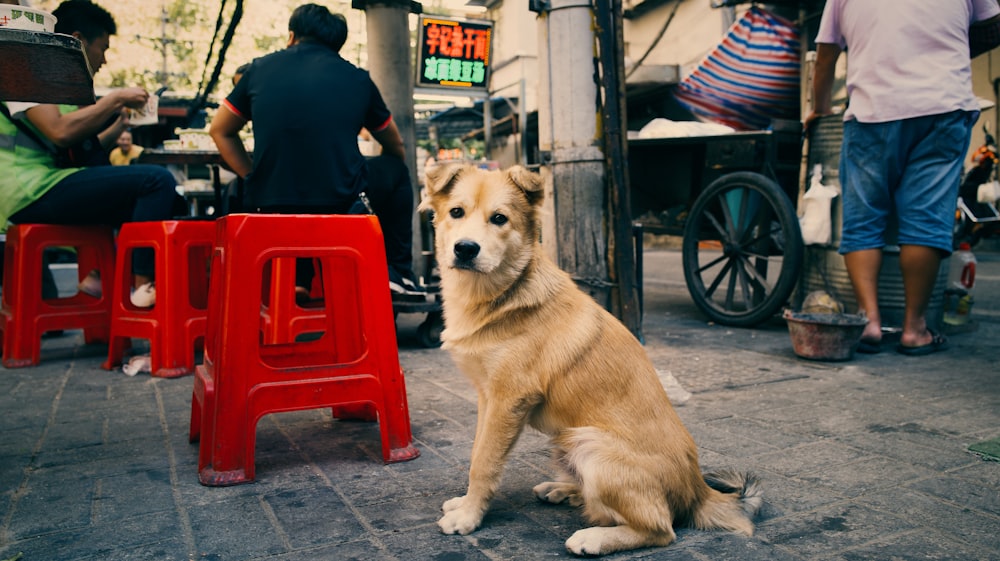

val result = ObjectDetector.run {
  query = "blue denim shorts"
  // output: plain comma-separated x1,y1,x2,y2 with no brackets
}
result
838,110,977,255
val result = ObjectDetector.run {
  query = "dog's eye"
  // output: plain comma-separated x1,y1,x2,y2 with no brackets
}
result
449,207,464,219
490,213,508,226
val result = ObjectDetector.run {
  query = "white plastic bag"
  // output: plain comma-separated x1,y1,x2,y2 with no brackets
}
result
977,180,1000,204
122,355,152,376
799,164,839,246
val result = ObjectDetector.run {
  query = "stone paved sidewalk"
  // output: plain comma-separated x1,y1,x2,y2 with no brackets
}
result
1,249,998,560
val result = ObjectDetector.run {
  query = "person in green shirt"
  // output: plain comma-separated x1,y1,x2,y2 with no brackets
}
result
0,0,180,307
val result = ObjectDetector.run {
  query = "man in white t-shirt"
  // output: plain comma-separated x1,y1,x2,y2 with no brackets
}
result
808,0,1000,356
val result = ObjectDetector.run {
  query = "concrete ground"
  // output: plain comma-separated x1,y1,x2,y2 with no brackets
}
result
1,248,998,561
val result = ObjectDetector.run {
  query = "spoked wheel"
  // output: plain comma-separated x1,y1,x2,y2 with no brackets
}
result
416,311,444,348
682,172,803,327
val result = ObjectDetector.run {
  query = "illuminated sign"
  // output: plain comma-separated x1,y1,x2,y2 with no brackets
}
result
416,15,492,92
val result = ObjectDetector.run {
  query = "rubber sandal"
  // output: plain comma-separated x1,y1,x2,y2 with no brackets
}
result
856,340,881,354
896,330,949,356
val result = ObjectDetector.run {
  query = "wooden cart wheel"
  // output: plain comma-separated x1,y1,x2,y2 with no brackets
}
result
682,171,803,327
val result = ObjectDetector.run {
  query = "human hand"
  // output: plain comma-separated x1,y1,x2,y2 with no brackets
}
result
803,110,831,134
114,87,150,110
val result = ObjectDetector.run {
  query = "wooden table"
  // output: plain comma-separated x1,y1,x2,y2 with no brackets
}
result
136,149,236,216
0,29,94,105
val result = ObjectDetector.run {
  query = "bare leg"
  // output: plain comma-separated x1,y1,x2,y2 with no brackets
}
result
897,244,943,348
844,249,883,343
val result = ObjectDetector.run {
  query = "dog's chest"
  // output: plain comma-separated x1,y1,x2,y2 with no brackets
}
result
450,351,491,387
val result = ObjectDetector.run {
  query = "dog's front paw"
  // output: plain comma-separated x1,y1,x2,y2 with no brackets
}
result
533,481,581,505
441,495,466,513
437,503,484,535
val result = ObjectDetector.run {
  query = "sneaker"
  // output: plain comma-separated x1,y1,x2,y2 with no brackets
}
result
130,282,156,308
78,270,102,298
388,267,427,298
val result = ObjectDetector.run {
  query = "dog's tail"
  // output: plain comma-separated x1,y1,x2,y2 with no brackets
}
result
691,469,762,536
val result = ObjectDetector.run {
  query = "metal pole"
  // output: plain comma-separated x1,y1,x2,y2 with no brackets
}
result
484,96,492,157
594,0,640,338
519,77,527,165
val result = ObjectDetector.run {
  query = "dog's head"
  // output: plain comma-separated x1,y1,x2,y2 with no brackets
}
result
420,164,544,281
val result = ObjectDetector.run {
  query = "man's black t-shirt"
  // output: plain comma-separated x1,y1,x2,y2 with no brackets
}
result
224,42,392,210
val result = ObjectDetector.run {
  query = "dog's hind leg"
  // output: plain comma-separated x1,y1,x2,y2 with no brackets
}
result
565,525,675,557
534,481,583,506
534,445,583,506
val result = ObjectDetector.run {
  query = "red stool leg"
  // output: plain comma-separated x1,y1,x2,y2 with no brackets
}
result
2,226,40,367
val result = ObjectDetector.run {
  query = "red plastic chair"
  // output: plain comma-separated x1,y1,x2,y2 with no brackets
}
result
102,220,216,378
1,224,115,368
189,214,419,486
258,257,327,344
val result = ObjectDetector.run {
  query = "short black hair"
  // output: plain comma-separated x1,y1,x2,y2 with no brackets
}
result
288,3,348,53
53,0,117,42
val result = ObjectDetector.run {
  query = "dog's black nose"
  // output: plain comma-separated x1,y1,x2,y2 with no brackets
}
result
454,240,480,261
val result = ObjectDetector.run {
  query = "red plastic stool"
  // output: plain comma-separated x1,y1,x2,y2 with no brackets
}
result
258,257,327,344
189,214,420,486
1,224,116,368
103,220,216,378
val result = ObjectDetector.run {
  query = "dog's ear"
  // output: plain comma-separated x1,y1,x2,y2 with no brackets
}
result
420,163,466,213
506,165,544,207
425,163,465,196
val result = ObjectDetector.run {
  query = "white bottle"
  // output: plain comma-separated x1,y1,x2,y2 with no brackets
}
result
948,242,977,292
944,243,976,325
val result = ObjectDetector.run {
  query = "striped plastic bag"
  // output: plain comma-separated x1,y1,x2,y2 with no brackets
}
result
673,6,801,131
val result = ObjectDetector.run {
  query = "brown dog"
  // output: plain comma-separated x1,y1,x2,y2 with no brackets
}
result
421,164,762,556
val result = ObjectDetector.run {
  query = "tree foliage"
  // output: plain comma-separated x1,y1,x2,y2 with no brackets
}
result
32,0,357,97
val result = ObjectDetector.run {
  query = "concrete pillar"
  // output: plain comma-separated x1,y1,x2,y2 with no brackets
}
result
355,0,424,280
536,0,609,305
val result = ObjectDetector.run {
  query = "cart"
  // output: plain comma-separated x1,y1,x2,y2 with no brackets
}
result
627,124,804,327
393,291,443,348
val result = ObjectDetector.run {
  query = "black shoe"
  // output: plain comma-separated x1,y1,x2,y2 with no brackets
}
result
388,267,426,296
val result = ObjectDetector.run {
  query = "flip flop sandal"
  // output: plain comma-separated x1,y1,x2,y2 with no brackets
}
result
896,330,949,356
856,340,882,354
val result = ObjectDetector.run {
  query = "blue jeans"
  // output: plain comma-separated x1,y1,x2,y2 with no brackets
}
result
11,164,180,276
839,110,976,255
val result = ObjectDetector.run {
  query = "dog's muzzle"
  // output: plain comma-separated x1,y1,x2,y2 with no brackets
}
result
453,240,480,269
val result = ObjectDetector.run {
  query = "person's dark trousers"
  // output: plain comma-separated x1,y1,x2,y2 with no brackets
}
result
362,155,415,281
260,155,416,291
10,164,181,278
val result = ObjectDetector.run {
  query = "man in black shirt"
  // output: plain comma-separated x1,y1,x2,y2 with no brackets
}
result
210,3,421,296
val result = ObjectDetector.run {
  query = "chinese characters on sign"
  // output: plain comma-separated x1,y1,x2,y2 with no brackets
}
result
416,15,492,93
